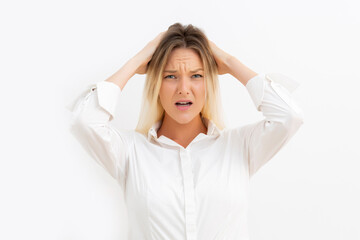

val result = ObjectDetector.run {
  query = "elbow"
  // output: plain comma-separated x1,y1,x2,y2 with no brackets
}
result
69,113,93,138
283,110,304,132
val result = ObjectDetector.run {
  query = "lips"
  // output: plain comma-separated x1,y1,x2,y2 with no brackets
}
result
175,99,193,111
175,99,193,106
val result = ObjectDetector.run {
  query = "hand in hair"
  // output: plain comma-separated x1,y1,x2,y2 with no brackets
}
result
134,31,167,75
208,40,233,75
209,40,258,86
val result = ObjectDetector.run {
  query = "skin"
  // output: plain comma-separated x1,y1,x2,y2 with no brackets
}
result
156,48,207,147
105,31,258,148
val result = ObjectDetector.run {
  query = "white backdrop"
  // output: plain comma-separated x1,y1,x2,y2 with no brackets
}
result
1,0,359,239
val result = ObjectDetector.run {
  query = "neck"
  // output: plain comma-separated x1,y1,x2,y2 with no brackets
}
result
157,113,208,144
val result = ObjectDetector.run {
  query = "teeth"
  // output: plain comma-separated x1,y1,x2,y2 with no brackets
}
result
176,102,191,105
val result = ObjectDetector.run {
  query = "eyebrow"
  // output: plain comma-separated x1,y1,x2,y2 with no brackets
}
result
163,68,204,73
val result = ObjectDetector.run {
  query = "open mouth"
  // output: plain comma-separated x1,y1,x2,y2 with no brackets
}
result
175,102,193,106
175,101,193,110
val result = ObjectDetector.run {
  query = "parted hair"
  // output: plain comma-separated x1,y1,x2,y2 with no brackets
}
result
135,22,226,135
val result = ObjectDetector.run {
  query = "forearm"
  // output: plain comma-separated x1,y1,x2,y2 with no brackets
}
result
105,57,142,91
225,56,258,86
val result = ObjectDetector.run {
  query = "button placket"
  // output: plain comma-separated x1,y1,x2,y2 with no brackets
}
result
180,148,198,240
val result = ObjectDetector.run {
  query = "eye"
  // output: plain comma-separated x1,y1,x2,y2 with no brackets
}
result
192,74,203,78
164,75,176,79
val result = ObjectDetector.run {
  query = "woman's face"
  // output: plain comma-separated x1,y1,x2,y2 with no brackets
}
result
159,48,206,125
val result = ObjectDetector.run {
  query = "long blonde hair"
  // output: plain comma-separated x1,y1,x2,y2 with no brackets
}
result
135,23,226,135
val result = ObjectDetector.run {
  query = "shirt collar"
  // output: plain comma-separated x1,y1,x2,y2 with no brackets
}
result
147,116,221,142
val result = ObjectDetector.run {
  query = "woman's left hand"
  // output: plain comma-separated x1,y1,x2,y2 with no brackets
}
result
208,40,233,75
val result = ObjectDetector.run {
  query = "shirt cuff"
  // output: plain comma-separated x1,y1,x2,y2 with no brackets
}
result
94,81,122,118
245,73,300,111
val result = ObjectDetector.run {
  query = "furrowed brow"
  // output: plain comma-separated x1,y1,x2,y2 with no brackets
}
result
163,68,204,73
190,68,204,73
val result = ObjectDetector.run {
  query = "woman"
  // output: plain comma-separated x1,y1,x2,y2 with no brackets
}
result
70,23,304,240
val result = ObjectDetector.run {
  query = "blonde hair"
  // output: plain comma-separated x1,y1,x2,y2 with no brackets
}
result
135,23,226,135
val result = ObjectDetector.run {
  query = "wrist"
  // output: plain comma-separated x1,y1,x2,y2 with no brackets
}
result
129,55,147,75
223,54,235,75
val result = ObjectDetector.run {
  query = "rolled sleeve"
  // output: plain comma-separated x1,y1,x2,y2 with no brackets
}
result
95,81,122,120
246,73,301,109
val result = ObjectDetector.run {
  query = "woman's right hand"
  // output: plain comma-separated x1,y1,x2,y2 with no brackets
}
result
134,31,167,75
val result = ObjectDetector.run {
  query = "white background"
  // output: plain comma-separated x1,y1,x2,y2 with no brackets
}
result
1,0,359,239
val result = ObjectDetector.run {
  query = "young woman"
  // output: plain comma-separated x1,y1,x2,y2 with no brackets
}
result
70,23,304,240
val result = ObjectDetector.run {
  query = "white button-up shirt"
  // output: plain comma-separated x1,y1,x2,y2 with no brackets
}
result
69,73,304,240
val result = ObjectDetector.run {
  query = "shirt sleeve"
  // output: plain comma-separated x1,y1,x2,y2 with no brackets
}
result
69,81,130,189
239,73,304,179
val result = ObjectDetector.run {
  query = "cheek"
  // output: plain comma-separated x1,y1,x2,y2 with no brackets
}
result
158,91,166,106
193,82,206,98
159,83,173,105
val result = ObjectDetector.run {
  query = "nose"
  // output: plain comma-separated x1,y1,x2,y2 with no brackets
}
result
177,76,190,95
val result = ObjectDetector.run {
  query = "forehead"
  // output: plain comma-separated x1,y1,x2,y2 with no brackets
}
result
165,48,203,68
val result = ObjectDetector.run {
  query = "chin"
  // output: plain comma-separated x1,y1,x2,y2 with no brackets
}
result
170,113,196,125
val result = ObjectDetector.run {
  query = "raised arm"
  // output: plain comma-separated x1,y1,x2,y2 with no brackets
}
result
209,40,304,179
105,31,166,90
69,31,166,188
